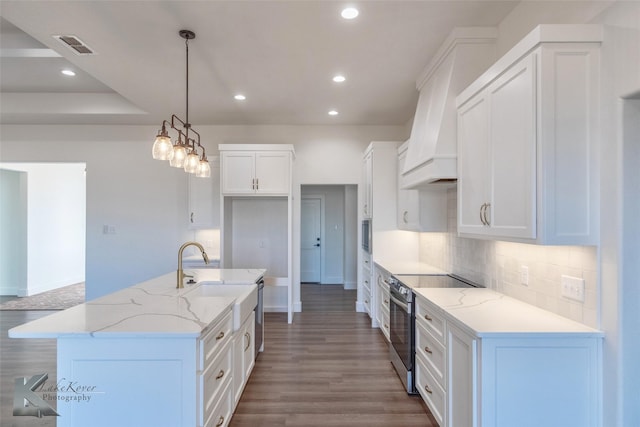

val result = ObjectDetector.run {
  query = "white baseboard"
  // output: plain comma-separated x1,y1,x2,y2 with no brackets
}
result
264,305,287,313
343,281,357,290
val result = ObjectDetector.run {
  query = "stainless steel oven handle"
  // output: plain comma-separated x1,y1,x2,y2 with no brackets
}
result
389,294,409,313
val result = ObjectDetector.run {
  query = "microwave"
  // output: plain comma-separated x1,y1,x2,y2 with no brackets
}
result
361,219,372,253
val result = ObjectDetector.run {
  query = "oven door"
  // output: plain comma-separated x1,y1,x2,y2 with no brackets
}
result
389,286,414,388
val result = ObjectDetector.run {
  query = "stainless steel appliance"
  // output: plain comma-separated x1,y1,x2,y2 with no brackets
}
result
361,219,372,253
388,274,480,394
255,277,264,359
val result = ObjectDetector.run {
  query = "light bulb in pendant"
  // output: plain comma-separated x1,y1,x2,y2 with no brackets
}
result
152,128,174,161
184,151,200,174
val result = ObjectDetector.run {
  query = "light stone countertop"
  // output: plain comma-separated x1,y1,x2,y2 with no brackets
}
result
413,287,603,338
9,269,265,339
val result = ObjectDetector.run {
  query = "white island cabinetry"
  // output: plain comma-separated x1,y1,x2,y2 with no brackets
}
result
9,269,264,427
413,288,603,427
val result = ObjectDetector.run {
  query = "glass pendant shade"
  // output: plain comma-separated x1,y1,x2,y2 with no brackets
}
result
184,151,200,174
152,133,174,160
170,144,187,168
196,159,211,178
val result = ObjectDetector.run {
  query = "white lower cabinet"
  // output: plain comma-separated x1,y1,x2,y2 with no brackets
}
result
374,264,391,341
232,311,256,405
413,291,603,427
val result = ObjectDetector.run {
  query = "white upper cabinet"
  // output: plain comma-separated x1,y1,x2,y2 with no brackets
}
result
363,150,373,219
188,157,220,229
397,140,447,232
456,25,602,245
219,145,294,196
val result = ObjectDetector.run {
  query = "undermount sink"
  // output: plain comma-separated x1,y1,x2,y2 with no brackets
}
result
188,283,257,331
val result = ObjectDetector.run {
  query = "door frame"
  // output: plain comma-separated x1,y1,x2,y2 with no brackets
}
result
301,194,325,284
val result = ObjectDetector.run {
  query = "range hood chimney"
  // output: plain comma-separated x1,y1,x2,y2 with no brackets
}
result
400,28,498,189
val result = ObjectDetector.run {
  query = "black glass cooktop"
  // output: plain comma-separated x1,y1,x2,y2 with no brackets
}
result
392,274,480,289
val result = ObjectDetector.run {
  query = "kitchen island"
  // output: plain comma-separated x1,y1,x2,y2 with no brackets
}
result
9,269,265,427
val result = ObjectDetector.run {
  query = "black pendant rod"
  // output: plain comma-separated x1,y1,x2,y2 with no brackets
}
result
179,30,196,132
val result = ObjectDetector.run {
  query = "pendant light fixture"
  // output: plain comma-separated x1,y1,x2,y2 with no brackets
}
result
152,30,210,178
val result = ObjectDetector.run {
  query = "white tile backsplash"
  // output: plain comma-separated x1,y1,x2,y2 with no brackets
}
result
418,189,598,328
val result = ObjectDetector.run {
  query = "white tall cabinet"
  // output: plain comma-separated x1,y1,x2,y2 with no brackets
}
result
219,144,295,323
457,25,601,245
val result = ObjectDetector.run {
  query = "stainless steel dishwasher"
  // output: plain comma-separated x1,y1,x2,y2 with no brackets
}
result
255,277,264,359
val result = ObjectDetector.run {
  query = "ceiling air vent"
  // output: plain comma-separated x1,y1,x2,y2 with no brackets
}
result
54,35,95,55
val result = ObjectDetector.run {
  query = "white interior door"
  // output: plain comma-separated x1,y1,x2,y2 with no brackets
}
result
301,197,321,283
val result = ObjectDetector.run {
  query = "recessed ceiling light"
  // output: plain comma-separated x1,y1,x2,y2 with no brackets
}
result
234,94,246,101
61,69,76,76
341,7,359,20
333,75,346,83
328,110,339,116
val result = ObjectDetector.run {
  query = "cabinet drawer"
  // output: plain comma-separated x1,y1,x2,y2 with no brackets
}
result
363,286,371,313
199,311,233,371
201,341,233,426
415,319,446,388
415,298,445,345
205,380,233,427
416,353,445,427
381,310,390,341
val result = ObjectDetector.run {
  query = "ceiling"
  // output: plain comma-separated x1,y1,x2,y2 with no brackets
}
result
0,1,521,127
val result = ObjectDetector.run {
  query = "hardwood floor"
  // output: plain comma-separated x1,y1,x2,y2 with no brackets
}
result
230,284,437,426
0,285,436,427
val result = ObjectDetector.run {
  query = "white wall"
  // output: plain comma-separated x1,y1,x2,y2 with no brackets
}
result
0,124,405,302
0,169,27,295
0,163,86,296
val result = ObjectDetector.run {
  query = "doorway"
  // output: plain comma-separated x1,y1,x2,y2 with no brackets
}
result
299,184,357,291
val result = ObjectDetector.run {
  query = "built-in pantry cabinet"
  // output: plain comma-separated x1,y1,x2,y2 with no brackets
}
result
456,25,602,245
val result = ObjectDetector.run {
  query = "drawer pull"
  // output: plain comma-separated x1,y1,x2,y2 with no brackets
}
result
424,314,433,321
244,332,251,351
216,416,225,427
425,385,433,394
384,299,389,305
215,370,225,380
215,331,225,341
384,323,388,329
424,346,433,355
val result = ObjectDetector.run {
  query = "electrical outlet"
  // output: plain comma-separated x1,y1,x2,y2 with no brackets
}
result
520,266,529,286
561,275,585,302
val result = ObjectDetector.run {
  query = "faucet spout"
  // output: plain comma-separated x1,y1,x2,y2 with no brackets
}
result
177,241,210,288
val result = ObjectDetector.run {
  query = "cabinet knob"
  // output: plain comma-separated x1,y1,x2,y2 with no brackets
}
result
424,346,433,355
424,314,433,322
216,331,225,341
425,385,433,394
216,416,225,427
215,370,225,380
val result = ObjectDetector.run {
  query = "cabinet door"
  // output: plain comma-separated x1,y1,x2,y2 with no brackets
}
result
221,152,255,194
447,322,477,427
188,158,220,229
363,150,373,218
457,92,490,235
397,147,421,230
254,152,290,194
487,54,536,239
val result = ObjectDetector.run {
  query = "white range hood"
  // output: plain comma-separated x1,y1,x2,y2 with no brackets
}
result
401,27,498,189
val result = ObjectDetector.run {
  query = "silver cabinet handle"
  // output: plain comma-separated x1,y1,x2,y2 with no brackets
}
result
190,212,194,223
244,332,251,351
480,204,485,225
403,210,408,223
484,202,491,226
